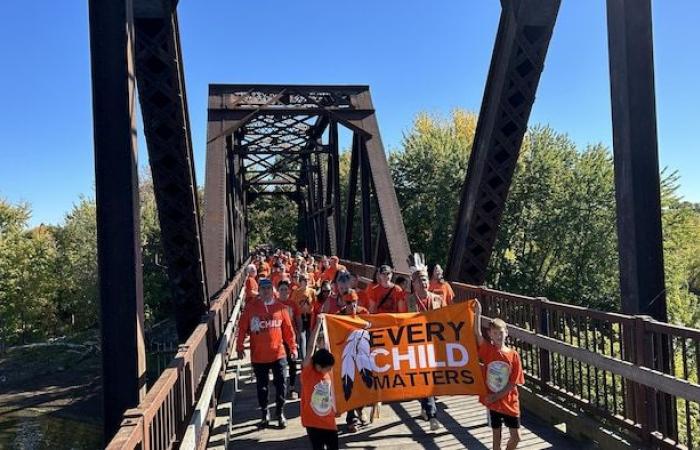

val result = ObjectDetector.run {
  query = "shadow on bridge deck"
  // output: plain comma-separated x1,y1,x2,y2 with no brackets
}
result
222,357,584,450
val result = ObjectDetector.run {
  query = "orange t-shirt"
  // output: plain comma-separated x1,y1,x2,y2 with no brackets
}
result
245,276,258,301
258,262,270,278
290,287,316,318
371,284,405,313
300,366,336,430
429,280,455,305
478,342,525,417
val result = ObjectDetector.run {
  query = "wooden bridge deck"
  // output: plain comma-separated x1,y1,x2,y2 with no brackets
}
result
221,356,586,450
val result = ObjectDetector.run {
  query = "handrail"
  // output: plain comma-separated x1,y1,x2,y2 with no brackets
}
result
180,282,246,449
106,257,251,450
341,259,700,449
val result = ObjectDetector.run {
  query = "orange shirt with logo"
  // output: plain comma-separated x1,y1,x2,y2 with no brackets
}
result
300,366,336,430
478,342,525,417
236,300,297,364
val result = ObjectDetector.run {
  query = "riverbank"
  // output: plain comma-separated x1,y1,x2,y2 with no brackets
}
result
0,336,103,449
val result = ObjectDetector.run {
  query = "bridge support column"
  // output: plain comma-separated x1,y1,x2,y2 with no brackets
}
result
606,0,674,438
88,0,146,441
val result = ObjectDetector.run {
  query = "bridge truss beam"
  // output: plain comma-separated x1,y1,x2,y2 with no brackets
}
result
133,1,209,340
446,0,561,284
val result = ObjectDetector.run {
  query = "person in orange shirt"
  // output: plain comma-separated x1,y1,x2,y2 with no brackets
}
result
473,300,525,450
244,264,259,303
270,261,285,289
257,255,271,279
290,273,317,360
301,317,338,450
368,265,407,314
406,254,445,431
333,271,368,433
428,264,455,305
236,278,297,428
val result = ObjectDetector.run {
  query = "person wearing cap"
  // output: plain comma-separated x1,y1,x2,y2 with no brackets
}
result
368,265,407,314
236,277,298,428
406,254,445,431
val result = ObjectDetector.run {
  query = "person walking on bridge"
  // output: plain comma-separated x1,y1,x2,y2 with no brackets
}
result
236,278,298,428
473,300,524,450
406,254,446,431
368,265,407,314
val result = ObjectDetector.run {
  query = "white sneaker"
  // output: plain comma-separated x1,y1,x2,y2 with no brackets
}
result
429,418,440,431
420,409,429,421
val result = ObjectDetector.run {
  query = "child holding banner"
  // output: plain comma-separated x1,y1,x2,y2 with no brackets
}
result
473,300,525,450
301,315,339,450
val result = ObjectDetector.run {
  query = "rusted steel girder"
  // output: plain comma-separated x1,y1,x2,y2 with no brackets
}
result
206,85,410,271
446,0,561,284
606,0,667,321
133,3,208,340
88,0,146,441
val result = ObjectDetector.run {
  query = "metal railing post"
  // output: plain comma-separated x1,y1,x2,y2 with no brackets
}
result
536,297,551,387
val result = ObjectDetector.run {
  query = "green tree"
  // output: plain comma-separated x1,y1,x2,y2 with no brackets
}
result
0,200,59,344
247,193,298,251
53,197,99,332
390,111,477,265
490,127,619,310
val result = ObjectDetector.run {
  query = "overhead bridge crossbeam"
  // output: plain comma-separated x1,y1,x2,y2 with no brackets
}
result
203,84,412,291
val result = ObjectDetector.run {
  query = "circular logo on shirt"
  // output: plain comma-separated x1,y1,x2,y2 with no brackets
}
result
310,380,332,416
486,361,511,392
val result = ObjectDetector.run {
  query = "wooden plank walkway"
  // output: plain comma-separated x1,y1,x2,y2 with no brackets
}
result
225,356,585,450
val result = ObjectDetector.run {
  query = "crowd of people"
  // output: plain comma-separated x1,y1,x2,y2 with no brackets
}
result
235,249,524,450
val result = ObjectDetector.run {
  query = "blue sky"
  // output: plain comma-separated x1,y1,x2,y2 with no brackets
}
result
1,1,698,226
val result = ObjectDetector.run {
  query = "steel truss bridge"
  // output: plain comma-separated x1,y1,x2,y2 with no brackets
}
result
86,0,699,448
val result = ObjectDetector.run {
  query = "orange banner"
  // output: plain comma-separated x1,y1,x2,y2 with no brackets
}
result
324,301,485,413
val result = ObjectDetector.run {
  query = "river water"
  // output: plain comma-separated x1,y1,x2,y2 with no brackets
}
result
0,409,101,450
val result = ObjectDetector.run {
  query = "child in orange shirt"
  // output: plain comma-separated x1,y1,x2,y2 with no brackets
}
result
473,300,525,450
301,317,338,450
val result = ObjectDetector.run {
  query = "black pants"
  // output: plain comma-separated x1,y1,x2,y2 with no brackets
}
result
306,427,339,450
284,342,297,389
252,358,287,413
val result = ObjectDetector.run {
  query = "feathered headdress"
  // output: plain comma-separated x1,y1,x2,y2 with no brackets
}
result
407,253,428,280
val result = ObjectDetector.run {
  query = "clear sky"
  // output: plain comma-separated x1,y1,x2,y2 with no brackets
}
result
1,1,698,226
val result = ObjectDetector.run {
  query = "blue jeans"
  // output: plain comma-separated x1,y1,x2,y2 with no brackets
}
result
420,396,437,418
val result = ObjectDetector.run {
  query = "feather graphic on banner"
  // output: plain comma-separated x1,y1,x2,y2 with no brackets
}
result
355,330,373,388
341,328,374,400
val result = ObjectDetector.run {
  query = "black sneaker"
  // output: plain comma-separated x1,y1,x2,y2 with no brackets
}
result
260,409,270,427
277,412,287,428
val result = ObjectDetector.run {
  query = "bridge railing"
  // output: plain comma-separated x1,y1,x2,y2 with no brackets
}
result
106,260,250,450
342,260,700,449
